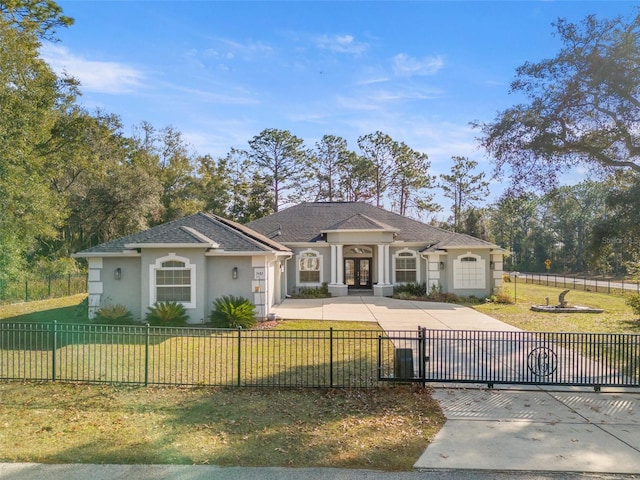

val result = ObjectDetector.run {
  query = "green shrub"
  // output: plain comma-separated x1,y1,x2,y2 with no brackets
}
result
493,289,514,304
626,293,640,317
393,282,426,298
294,283,331,299
463,295,482,305
145,301,189,326
440,292,460,303
94,304,135,324
210,295,257,328
427,283,443,299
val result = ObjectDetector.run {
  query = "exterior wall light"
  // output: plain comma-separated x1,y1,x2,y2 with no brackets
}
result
232,267,238,279
439,262,445,270
114,268,122,280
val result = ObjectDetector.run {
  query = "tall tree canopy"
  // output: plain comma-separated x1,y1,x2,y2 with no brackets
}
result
247,128,308,212
439,156,489,232
1,0,72,39
476,12,640,190
0,0,75,280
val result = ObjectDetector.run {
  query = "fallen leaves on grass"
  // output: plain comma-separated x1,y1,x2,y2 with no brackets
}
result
0,382,444,471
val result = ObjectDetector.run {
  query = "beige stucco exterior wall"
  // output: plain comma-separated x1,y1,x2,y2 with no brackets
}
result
101,256,142,320
205,255,255,322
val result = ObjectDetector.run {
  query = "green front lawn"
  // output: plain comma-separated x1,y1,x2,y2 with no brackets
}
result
0,382,444,470
0,297,444,471
0,294,88,323
475,282,640,333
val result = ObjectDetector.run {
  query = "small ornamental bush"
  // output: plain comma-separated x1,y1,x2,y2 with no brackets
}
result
625,293,640,317
489,289,514,305
145,301,189,326
94,304,135,324
393,282,427,298
210,295,257,328
294,283,331,298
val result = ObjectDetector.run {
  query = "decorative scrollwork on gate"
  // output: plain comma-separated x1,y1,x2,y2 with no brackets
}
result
527,346,558,377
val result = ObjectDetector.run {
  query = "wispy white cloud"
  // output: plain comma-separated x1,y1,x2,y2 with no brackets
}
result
356,76,389,86
41,44,145,94
314,34,368,55
368,86,444,103
203,38,274,61
392,53,444,76
171,85,259,106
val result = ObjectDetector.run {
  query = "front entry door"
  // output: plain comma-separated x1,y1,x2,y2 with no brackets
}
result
344,258,372,289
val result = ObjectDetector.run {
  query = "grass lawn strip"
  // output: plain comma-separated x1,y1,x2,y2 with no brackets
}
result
475,282,640,333
0,382,444,471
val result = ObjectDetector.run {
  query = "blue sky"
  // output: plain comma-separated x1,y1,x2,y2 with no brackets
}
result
43,1,636,213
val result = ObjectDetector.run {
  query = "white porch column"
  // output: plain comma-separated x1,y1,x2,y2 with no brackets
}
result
330,244,337,285
383,244,390,284
373,244,394,297
328,244,348,297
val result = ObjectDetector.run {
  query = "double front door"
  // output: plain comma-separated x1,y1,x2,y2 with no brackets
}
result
344,258,371,289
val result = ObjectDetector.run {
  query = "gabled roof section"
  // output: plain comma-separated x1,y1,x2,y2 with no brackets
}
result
322,214,399,233
74,212,290,257
246,202,498,249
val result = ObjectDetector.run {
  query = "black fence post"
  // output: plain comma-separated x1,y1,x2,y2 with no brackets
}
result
144,323,150,386
419,327,426,387
377,335,382,382
67,274,71,296
329,327,334,388
51,321,57,381
237,327,242,387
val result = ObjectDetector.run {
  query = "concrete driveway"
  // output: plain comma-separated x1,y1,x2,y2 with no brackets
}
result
273,296,640,475
271,296,520,331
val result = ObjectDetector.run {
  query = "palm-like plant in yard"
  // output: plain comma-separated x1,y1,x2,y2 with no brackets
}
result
210,295,257,328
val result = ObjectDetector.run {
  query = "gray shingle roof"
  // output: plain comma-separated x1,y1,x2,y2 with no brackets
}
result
246,202,497,249
75,212,289,255
323,214,399,232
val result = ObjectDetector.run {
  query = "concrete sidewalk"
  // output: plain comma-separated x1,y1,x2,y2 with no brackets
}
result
273,297,640,475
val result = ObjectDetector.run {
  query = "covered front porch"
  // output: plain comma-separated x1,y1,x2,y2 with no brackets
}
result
327,243,395,297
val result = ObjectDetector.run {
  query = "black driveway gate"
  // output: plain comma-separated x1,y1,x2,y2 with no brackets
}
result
379,328,640,391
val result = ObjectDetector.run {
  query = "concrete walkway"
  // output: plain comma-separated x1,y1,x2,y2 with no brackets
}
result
272,296,640,475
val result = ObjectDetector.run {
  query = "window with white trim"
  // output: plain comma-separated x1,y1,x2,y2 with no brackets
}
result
298,250,322,284
394,249,417,283
453,253,486,289
150,254,195,308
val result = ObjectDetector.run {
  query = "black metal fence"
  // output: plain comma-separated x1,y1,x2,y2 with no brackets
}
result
380,328,640,391
0,322,396,388
0,274,87,305
3,323,638,390
515,272,640,295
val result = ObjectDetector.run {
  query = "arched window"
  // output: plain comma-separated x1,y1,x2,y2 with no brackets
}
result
297,249,322,284
150,254,195,308
453,252,486,289
394,249,418,283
